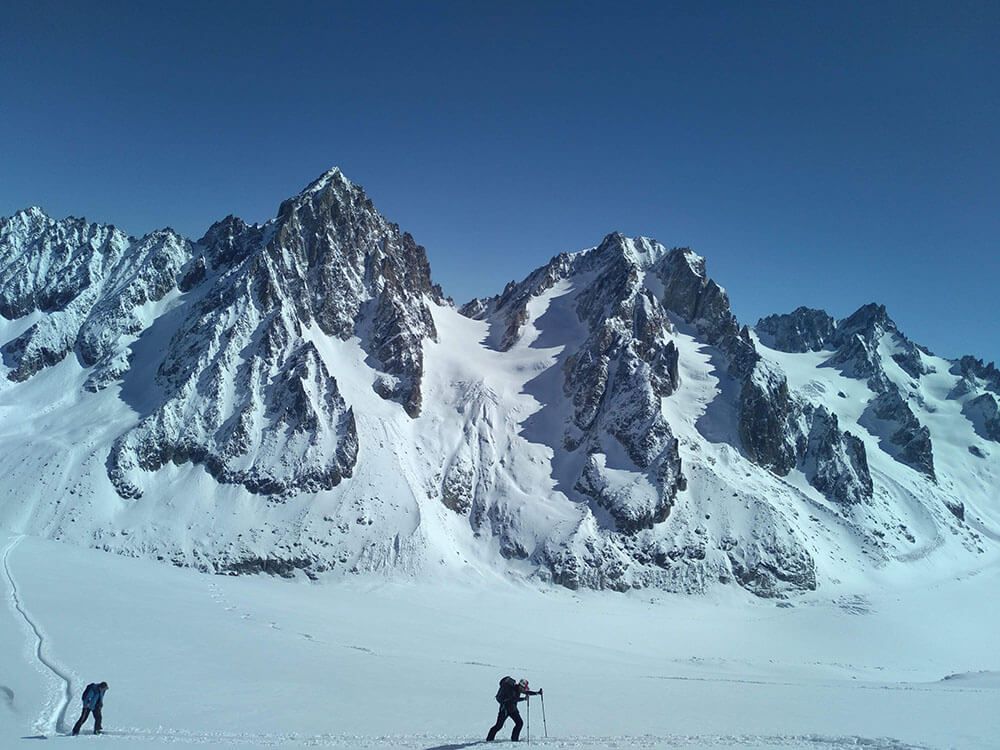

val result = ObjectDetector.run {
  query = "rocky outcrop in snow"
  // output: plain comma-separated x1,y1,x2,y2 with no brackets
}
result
759,303,932,386
860,388,935,479
950,356,1000,399
0,209,194,385
963,393,1000,443
655,249,873,504
831,304,924,386
757,303,938,482
800,405,873,505
757,307,837,354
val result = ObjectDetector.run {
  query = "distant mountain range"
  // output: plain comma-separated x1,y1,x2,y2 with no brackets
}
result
1,168,996,596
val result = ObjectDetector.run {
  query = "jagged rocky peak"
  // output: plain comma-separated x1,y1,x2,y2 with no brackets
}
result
0,208,131,320
268,167,441,415
0,207,195,384
756,307,837,353
470,251,575,350
0,167,446,498
807,302,929,388
194,215,265,276
106,167,445,499
753,298,941,486
5,172,993,600
758,302,929,382
463,232,671,351
562,234,685,533
836,302,894,340
951,356,1000,397
653,245,756,371
653,251,873,506
590,231,670,270
471,233,877,593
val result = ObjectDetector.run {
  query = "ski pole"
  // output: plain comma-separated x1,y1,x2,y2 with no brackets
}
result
541,689,548,738
526,695,530,744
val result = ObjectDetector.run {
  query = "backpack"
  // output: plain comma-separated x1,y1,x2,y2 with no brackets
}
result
496,675,517,704
82,684,99,708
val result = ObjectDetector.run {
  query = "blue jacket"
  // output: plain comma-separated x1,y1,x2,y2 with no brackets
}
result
82,684,106,710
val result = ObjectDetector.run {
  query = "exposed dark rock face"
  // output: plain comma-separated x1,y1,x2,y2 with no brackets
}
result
800,405,873,505
761,303,933,388
655,247,751,361
268,170,440,416
944,499,965,521
738,363,798,475
861,389,936,479
951,356,1000,397
457,296,490,319
963,393,1000,443
725,532,817,597
0,208,130,319
836,303,893,342
539,517,634,592
757,307,837,353
825,332,888,390
825,303,931,388
221,556,317,578
758,302,939,487
656,249,873,504
472,237,876,596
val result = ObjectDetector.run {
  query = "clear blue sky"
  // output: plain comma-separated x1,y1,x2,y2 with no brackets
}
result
2,1,997,363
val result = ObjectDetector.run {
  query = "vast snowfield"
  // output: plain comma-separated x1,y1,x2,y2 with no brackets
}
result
3,533,997,749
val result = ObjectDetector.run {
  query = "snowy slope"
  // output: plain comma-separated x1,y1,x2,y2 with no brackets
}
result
2,533,998,749
0,169,998,601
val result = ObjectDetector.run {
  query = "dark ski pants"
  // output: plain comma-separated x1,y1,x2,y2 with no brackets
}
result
487,701,523,741
72,705,102,735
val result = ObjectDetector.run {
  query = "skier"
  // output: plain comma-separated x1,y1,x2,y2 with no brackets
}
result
486,676,541,742
71,681,109,736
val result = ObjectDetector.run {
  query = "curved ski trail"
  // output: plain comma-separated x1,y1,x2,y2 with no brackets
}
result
2,534,74,736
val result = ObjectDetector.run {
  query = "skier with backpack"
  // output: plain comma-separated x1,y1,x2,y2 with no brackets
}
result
71,681,109,736
486,676,541,742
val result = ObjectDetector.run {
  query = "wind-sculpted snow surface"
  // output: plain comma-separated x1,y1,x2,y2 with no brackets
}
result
0,167,997,598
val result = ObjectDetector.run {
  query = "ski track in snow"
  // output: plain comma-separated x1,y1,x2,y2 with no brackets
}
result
2,534,74,736
75,729,935,749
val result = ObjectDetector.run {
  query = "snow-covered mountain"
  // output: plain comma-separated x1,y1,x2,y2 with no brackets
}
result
1,168,997,596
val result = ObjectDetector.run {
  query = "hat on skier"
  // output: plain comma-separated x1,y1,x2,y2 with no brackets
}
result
518,678,529,690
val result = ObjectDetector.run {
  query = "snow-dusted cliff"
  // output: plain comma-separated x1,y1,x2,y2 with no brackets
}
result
1,169,996,596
